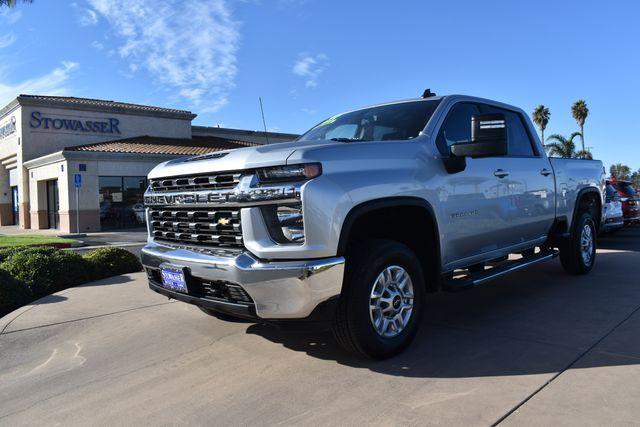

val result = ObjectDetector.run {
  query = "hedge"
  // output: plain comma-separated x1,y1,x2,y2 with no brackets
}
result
84,247,142,279
0,246,142,317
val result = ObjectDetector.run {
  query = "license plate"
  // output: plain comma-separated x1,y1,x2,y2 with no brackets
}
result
160,267,188,293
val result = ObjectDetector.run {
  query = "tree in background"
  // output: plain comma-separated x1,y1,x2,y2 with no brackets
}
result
0,0,31,7
571,100,589,152
631,170,640,189
532,105,551,146
609,163,632,180
575,149,593,160
545,132,581,158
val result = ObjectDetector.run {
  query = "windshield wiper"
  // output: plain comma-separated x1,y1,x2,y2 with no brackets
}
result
330,137,365,143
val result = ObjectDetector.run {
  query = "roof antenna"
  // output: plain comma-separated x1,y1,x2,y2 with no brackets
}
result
422,88,436,98
259,97,270,144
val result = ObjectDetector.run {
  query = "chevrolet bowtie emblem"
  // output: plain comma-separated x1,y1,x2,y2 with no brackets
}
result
217,217,231,226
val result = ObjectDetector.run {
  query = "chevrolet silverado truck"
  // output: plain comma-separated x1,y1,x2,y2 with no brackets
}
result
141,93,605,359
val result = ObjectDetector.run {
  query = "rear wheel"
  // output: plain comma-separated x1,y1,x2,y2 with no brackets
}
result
332,240,425,359
560,211,597,275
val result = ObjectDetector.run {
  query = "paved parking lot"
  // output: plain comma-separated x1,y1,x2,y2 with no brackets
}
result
1,227,639,426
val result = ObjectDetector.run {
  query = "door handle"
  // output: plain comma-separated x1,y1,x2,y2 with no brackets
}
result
540,168,552,176
494,169,509,178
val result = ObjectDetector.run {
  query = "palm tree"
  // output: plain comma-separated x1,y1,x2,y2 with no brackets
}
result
0,0,31,6
571,100,589,152
575,149,593,160
545,132,581,158
610,163,631,180
531,105,550,147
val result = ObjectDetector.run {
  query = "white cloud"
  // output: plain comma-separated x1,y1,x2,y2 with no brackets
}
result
0,33,16,49
293,53,328,88
0,62,79,106
87,0,240,112
79,8,99,26
0,9,22,25
91,40,104,51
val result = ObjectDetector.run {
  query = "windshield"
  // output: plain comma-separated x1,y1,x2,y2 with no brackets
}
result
298,100,441,142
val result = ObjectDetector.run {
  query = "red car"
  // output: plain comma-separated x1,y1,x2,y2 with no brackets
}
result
610,179,640,225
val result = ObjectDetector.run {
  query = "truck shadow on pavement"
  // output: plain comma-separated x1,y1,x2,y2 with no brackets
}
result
599,225,640,252
247,250,640,378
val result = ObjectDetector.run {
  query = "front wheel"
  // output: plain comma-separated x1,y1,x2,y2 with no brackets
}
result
332,240,425,359
560,212,597,275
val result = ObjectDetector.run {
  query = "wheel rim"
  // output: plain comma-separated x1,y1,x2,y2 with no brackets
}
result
580,223,594,265
369,265,414,338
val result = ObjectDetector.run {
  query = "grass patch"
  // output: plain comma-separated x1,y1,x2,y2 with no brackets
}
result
0,234,77,248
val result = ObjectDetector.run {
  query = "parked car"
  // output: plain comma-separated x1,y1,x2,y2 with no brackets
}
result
611,179,640,225
142,92,605,359
601,181,624,233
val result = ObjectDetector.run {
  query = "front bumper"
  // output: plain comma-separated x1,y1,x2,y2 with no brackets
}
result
140,241,345,320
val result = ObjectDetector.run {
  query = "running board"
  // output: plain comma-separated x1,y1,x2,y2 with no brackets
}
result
443,250,559,292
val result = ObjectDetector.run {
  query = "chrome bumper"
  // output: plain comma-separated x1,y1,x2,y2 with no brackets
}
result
140,241,345,319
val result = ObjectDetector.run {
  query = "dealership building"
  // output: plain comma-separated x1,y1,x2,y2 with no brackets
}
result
0,95,297,233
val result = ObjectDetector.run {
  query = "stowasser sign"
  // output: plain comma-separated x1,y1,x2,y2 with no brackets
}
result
0,116,16,139
29,111,121,134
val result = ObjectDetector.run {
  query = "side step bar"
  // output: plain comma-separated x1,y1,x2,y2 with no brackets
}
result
443,250,559,292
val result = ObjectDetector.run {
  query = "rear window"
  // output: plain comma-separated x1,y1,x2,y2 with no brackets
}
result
606,184,619,198
616,182,637,197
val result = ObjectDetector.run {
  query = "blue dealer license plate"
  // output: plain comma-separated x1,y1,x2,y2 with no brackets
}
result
160,267,188,293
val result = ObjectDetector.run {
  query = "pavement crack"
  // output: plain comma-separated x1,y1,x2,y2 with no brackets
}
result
0,301,176,336
492,301,640,426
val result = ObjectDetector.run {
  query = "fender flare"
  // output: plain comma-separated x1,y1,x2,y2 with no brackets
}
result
336,196,442,279
572,187,602,231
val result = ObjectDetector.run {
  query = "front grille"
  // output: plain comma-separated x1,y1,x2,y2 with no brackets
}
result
149,208,243,247
149,172,242,192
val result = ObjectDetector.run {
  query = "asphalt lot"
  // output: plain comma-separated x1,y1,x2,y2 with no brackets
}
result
1,226,640,426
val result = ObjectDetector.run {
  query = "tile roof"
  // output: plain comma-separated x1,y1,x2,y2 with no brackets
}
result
64,135,258,156
16,95,195,118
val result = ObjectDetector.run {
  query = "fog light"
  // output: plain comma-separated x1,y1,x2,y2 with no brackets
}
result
261,204,305,244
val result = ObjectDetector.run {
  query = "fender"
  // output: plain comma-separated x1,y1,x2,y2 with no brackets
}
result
572,186,602,231
336,196,442,286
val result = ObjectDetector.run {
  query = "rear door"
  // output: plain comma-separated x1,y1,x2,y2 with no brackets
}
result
479,104,555,245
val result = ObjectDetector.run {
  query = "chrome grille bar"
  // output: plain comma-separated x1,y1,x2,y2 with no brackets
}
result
149,172,242,192
149,207,243,248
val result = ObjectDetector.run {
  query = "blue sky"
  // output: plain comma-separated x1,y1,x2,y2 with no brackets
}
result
0,0,638,171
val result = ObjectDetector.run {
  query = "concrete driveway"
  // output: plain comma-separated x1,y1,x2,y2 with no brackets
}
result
1,228,640,426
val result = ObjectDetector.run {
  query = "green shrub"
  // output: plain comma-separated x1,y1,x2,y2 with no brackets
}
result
0,246,30,263
0,247,92,297
0,268,30,317
84,247,142,279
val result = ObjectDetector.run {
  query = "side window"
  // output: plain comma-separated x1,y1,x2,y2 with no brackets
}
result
479,104,537,157
506,112,536,157
436,103,480,155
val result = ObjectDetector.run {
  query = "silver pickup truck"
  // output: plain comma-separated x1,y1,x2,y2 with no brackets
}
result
141,93,604,358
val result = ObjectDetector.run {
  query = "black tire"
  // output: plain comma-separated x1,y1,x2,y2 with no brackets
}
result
560,212,597,275
332,239,426,359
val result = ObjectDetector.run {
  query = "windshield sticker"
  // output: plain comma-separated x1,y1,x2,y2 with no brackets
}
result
318,114,342,127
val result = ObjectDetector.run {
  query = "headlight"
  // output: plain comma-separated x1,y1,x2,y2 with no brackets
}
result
261,204,305,244
257,163,321,183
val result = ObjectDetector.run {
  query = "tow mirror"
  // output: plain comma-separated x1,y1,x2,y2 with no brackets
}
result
450,113,508,158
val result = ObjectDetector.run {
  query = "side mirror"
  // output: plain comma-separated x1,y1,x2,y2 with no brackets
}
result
450,113,508,158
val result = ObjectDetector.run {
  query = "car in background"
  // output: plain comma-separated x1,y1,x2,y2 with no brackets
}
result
611,179,640,225
602,182,624,233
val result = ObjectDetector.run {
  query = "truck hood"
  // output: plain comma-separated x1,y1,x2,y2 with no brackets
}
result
148,139,335,179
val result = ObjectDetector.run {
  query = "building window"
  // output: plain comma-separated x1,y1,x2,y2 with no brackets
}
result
99,176,147,230
79,164,87,171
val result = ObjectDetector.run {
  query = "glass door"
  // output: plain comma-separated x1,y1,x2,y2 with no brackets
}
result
46,180,60,229
11,186,18,226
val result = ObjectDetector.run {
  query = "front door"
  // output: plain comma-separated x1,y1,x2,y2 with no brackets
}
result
435,102,513,267
46,179,60,229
